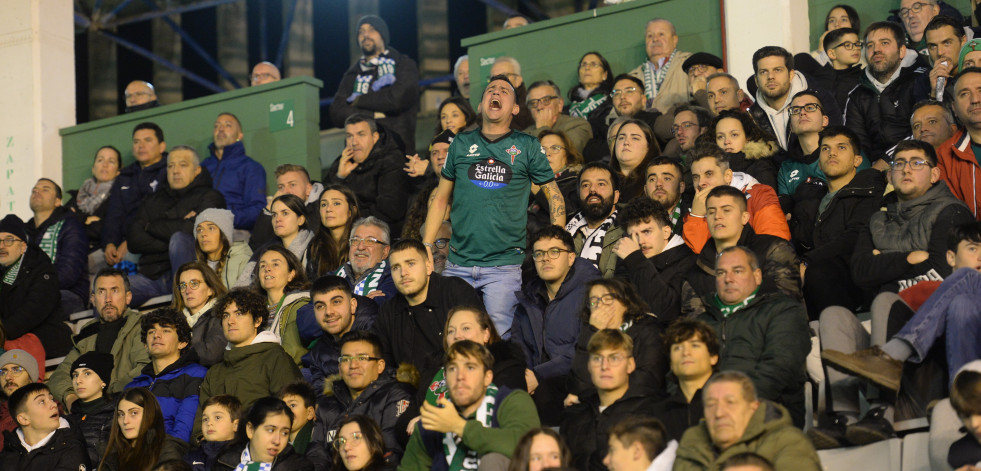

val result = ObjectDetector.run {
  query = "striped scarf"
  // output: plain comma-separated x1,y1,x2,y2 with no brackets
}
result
641,49,679,105
233,446,272,471
443,384,499,471
37,219,64,264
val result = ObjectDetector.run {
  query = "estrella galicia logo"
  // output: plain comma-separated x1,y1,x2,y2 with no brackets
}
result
468,158,512,189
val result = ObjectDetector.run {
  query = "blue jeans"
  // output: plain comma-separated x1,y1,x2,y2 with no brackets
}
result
128,271,172,308
894,267,981,382
169,232,197,273
443,261,521,338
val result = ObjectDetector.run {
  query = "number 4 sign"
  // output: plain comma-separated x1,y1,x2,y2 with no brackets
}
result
269,99,295,132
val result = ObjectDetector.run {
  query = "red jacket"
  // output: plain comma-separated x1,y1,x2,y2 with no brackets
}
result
937,129,981,219
683,174,791,253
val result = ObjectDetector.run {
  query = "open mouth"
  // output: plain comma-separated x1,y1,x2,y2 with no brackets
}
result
489,99,502,110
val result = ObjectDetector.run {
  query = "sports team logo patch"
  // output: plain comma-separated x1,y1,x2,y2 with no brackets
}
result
396,399,410,416
505,145,521,164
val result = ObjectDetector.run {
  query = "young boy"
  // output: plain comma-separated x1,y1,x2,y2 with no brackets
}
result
279,382,317,454
188,395,241,471
0,383,89,470
65,351,115,466
948,364,981,469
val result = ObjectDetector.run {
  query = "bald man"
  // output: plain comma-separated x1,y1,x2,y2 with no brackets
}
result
251,62,282,86
124,80,159,113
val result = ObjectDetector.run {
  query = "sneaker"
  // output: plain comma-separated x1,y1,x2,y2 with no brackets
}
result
822,346,902,392
807,414,851,450
846,407,895,446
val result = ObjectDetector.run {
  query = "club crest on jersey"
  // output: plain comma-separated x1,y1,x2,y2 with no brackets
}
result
396,399,410,416
505,145,521,164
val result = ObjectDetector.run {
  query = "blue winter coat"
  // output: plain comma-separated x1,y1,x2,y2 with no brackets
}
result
101,158,167,247
126,351,207,443
25,206,90,300
201,141,267,230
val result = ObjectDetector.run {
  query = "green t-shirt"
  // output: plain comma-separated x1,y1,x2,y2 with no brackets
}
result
442,128,555,266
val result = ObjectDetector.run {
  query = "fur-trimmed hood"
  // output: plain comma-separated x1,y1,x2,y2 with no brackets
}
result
742,139,780,160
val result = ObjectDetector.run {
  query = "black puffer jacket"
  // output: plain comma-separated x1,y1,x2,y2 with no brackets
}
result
66,397,114,466
652,384,704,442
212,442,314,471
0,426,90,471
616,238,696,325
0,245,72,357
727,140,781,189
568,313,667,398
560,387,659,471
128,169,226,279
25,206,90,301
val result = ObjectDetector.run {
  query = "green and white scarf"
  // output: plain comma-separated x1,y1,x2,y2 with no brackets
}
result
443,384,499,471
569,93,608,119
37,219,64,264
2,255,23,285
335,260,388,297
641,49,679,105
713,288,759,317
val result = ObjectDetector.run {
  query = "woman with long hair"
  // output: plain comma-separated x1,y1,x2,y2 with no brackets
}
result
711,109,781,188
236,194,314,287
507,428,572,471
307,184,360,278
331,415,392,471
611,119,662,201
97,388,186,471
529,129,583,233
171,261,228,366
252,245,311,364
213,397,313,470
568,278,667,400
194,208,253,289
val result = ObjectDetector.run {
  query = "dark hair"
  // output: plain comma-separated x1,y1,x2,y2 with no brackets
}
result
954,67,981,97
92,267,131,294
951,369,981,417
171,262,227,313
607,417,668,462
278,381,317,409
485,74,516,93
706,185,748,212
201,394,243,422
717,245,761,271
751,46,793,74
238,397,295,442
95,145,123,169
530,225,576,252
310,275,354,298
580,278,650,324
646,156,685,178
215,288,269,332
612,73,644,92
611,119,662,189
824,27,861,51
692,138,729,165
444,340,494,371
99,388,166,471
619,197,671,230
911,99,955,128
8,382,50,417
402,178,442,240
824,5,860,32
893,139,938,166
344,113,378,133
434,97,477,135
664,319,721,358
721,452,775,471
153,460,193,471
339,330,384,358
444,305,502,349
570,51,615,100
818,125,862,152
309,184,360,275
863,21,905,45
711,109,773,145
675,104,713,129
924,15,966,39
133,122,165,142
331,415,388,471
947,222,981,252
790,89,825,111
579,161,621,192
270,194,308,231
140,308,193,349
390,238,429,261
251,245,311,296
508,428,573,471
36,178,63,200
539,129,585,169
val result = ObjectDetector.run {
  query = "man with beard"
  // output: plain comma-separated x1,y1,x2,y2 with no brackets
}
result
916,16,967,102
937,68,981,219
667,105,712,165
645,157,690,236
401,341,539,471
330,15,420,150
200,112,267,231
0,350,42,449
610,75,661,131
422,75,565,337
845,21,929,169
628,19,692,114
748,46,809,151
491,57,533,130
566,162,623,277
47,268,150,411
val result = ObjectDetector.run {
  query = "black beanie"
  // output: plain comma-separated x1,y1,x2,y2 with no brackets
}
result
0,214,26,242
358,15,390,48
430,129,456,150
71,351,114,387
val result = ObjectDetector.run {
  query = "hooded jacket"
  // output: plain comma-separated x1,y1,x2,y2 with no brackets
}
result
0,423,90,471
512,257,601,381
0,245,72,357
128,168,226,279
727,140,781,190
102,157,167,248
270,291,312,365
749,70,808,150
560,387,659,471
937,129,981,219
673,400,821,471
126,351,207,443
617,235,696,325
682,173,790,253
201,141,268,230
25,206,89,300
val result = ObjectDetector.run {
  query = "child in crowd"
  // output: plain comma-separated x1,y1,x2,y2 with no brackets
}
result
187,394,242,471
279,382,317,455
0,383,89,470
949,362,981,469
65,351,115,466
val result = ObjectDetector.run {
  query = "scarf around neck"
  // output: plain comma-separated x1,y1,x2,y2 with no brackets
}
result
566,208,618,267
641,49,679,104
76,178,114,215
443,384,499,471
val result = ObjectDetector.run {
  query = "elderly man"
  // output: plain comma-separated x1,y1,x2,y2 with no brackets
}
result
123,80,158,113
251,61,281,86
330,15,420,150
334,216,396,305
673,370,820,470
900,0,941,53
523,80,592,152
201,112,267,231
25,178,89,314
0,215,72,357
454,55,470,99
491,56,533,130
938,68,981,219
683,52,724,108
629,18,692,114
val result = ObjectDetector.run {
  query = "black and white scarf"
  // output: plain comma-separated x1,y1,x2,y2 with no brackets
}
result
566,209,618,267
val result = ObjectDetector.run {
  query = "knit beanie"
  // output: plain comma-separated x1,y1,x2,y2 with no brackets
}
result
0,214,26,242
71,351,115,386
430,129,456,151
358,15,390,48
195,208,235,244
0,349,39,382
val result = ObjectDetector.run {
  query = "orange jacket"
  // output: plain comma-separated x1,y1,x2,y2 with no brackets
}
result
683,175,791,253
937,129,981,220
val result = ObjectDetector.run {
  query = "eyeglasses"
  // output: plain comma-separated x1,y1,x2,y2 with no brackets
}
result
531,247,571,261
433,238,450,250
688,64,712,74
338,354,382,364
579,61,602,70
333,432,364,451
349,236,388,247
250,73,278,83
889,158,932,172
178,279,204,292
588,293,618,308
610,87,640,99
833,41,864,51
527,95,559,109
0,366,26,377
545,145,566,154
0,237,23,247
588,353,630,367
788,103,823,116
899,2,932,18
124,91,153,100
671,122,700,134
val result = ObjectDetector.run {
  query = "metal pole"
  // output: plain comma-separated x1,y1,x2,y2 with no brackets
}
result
274,0,301,69
108,0,241,28
98,30,227,94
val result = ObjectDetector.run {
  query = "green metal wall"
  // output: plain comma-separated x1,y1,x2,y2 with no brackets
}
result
60,77,322,193
808,0,975,51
